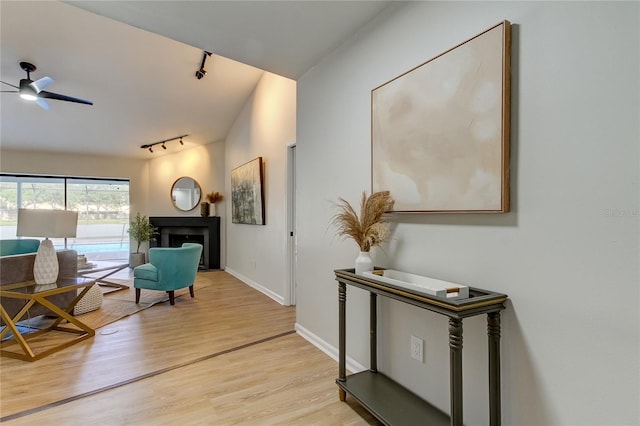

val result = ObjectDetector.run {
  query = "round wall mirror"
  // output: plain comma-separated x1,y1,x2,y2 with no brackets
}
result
171,177,202,211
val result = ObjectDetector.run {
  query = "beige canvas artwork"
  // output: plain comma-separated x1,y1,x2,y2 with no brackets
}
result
372,21,510,212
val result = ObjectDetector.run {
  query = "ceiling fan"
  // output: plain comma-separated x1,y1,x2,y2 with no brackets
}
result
0,62,93,110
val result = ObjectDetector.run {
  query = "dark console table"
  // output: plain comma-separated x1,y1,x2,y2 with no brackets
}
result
334,268,507,426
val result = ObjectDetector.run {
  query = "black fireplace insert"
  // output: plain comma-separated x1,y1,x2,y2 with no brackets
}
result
149,217,220,270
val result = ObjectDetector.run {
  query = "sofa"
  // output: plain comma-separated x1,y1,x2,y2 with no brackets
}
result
0,239,40,257
0,249,78,323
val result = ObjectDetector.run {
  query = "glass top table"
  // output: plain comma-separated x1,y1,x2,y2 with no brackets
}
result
0,277,96,361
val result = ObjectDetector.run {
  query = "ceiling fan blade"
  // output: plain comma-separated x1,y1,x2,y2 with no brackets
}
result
38,90,93,106
31,76,53,93
36,98,51,110
0,80,19,89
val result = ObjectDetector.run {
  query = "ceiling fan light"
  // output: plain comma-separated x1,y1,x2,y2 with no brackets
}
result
19,78,39,101
20,93,37,101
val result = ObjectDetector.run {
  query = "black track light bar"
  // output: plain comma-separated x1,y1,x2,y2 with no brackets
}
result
140,134,189,153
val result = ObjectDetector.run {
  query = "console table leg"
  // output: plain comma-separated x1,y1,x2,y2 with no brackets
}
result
449,318,463,426
488,312,502,426
370,292,377,373
339,388,346,402
338,282,347,384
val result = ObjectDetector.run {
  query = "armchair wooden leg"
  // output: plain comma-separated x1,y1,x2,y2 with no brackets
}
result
135,288,141,304
189,285,194,298
168,291,175,305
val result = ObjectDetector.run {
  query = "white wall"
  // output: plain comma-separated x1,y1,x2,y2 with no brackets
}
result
296,2,639,425
147,141,226,265
224,72,296,303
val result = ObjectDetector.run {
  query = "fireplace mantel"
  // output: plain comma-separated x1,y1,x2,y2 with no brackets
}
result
149,216,220,270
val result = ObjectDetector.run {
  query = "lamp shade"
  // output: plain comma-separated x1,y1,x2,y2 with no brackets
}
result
17,209,78,238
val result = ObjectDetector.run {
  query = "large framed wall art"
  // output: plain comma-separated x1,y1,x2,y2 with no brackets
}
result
372,20,511,213
231,157,265,225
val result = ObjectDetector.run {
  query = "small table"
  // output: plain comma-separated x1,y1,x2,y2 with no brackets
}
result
334,268,507,426
0,278,96,361
78,262,129,291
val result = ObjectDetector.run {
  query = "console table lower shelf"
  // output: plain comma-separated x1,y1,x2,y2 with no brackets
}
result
337,371,449,426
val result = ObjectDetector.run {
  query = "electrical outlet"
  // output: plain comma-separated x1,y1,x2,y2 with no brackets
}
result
410,335,424,363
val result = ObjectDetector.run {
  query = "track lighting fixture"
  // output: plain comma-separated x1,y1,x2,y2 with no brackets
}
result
195,51,212,80
140,134,189,153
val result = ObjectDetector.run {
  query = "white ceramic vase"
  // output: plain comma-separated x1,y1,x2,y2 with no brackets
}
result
34,238,58,285
355,251,374,275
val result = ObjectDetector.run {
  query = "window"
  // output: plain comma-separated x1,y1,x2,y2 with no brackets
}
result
0,174,130,261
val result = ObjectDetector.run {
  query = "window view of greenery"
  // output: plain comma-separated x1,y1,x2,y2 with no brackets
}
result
0,175,129,261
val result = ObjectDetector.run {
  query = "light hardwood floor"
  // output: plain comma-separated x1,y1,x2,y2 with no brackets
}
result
0,271,379,425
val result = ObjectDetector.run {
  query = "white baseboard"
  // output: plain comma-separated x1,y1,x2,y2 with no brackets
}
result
225,267,285,305
295,322,367,374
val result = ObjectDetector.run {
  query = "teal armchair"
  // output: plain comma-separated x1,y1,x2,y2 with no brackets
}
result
133,243,203,305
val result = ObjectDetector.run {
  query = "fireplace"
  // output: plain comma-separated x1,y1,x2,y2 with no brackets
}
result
167,233,206,268
168,234,205,247
150,217,220,270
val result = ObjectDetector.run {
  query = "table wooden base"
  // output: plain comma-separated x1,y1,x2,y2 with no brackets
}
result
78,263,129,291
0,284,95,362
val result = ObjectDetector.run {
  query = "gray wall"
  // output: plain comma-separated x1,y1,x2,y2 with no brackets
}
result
296,2,639,424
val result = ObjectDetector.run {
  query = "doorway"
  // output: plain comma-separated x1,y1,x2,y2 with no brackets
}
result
286,144,297,306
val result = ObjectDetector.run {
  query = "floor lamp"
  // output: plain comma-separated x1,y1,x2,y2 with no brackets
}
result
16,209,78,285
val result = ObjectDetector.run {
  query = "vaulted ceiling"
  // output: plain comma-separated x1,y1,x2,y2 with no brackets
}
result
0,1,391,160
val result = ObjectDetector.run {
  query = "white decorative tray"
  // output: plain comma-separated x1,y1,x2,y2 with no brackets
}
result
362,269,469,300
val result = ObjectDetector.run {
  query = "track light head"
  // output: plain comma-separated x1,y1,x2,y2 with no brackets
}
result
149,147,153,153
179,138,184,145
162,143,167,150
195,51,213,80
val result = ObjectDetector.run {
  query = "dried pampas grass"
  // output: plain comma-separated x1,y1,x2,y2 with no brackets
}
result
205,191,224,203
332,191,395,252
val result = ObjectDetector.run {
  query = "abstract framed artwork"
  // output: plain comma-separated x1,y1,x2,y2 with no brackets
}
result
372,20,511,213
231,157,265,225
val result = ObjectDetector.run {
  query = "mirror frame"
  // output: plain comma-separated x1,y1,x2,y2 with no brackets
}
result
170,176,202,211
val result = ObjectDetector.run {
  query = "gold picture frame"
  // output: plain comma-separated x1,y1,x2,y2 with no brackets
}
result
372,20,511,213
